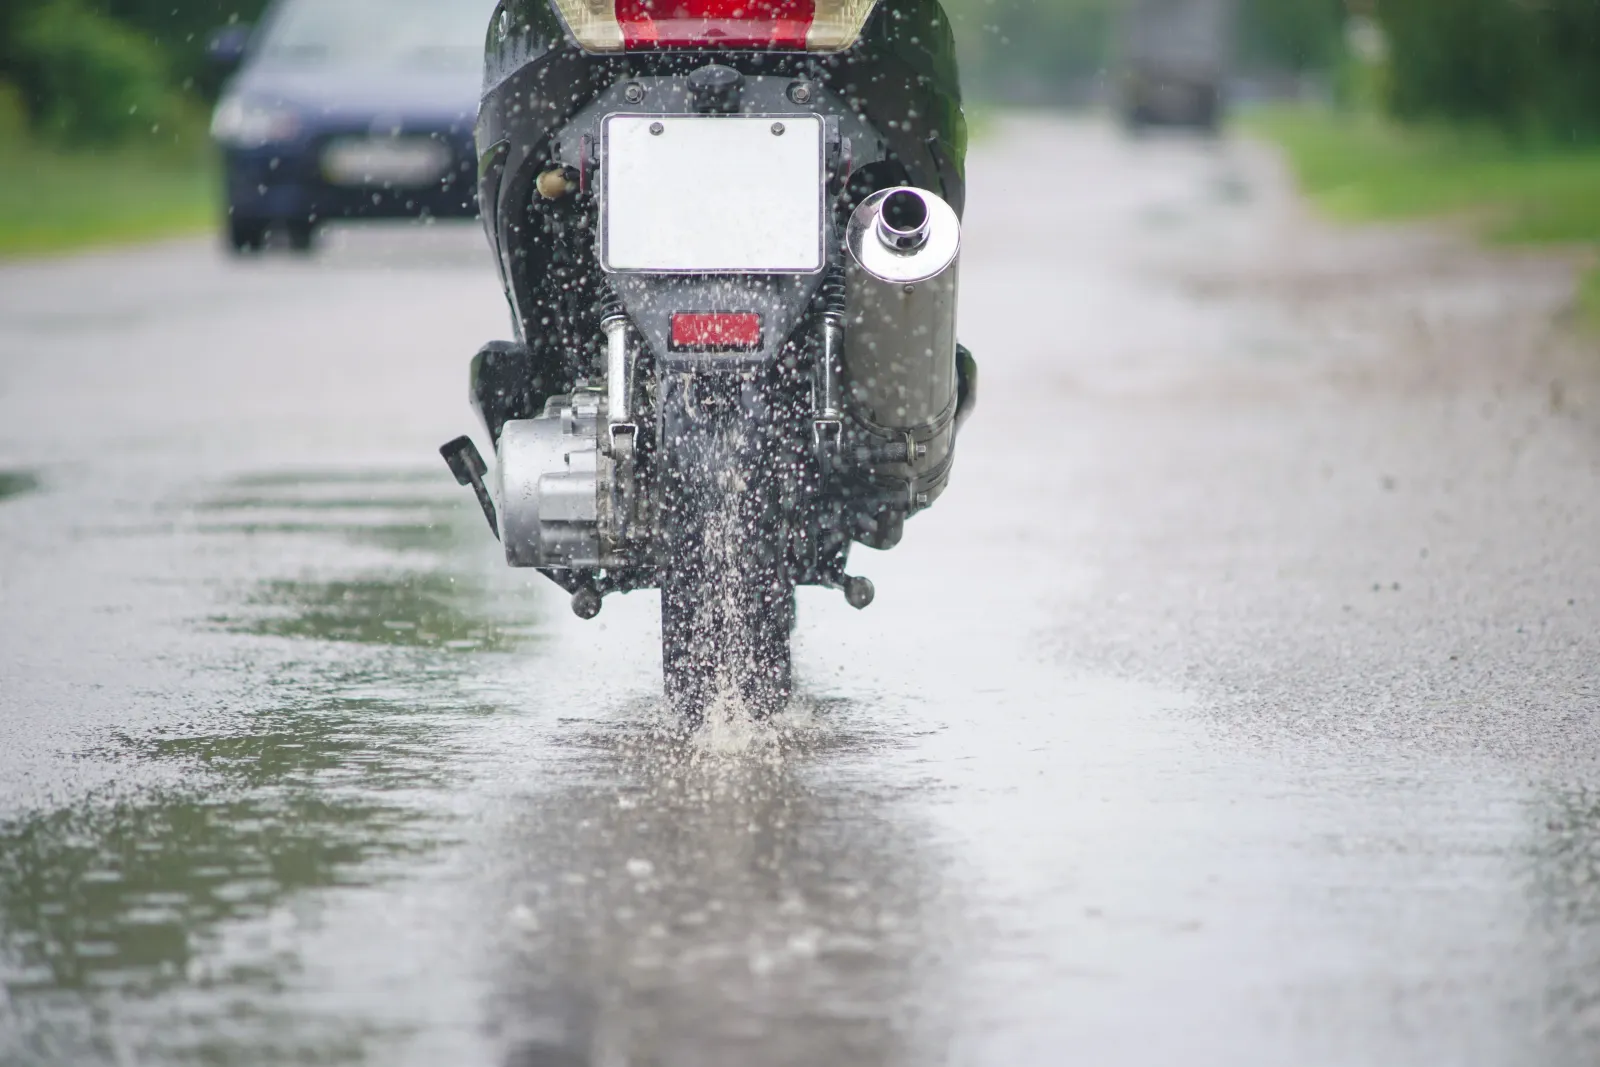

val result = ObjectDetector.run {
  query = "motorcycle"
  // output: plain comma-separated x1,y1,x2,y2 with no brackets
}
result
441,0,975,718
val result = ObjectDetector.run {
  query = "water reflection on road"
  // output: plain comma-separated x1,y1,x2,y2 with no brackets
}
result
0,457,957,1065
483,711,947,1067
0,471,39,504
0,467,515,1063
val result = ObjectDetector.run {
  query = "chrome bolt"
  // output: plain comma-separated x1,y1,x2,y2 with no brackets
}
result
788,82,813,105
623,82,645,104
649,121,664,136
771,121,786,136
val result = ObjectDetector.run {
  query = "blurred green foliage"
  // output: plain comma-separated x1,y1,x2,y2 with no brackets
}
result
0,0,268,146
1250,104,1600,324
90,0,272,89
0,83,215,255
2,0,178,145
944,0,1597,140
1236,0,1344,73
1376,0,1600,140
1251,106,1600,235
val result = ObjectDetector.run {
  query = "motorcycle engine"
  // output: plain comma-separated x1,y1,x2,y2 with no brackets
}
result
497,389,616,570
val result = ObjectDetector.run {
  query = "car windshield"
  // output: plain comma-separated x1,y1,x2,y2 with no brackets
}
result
255,0,494,68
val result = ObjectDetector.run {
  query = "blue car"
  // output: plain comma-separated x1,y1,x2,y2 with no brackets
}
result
209,0,495,253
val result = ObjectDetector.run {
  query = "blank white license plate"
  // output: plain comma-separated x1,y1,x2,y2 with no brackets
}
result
602,115,824,273
322,137,451,188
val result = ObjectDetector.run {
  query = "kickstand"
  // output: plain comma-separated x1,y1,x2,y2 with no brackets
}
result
439,435,500,541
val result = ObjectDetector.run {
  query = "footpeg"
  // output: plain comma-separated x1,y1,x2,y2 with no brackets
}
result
440,435,499,541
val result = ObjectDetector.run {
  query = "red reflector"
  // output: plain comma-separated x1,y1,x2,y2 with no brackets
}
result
671,312,763,351
615,0,815,49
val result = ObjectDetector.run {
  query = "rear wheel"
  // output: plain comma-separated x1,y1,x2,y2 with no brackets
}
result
285,219,317,254
658,374,793,721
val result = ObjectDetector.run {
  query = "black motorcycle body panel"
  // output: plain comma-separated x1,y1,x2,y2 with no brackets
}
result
474,0,966,372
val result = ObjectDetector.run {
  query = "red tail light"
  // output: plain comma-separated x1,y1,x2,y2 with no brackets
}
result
550,0,877,52
671,312,763,351
616,0,811,50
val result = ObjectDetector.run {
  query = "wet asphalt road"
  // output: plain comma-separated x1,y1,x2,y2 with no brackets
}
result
3,117,1600,1066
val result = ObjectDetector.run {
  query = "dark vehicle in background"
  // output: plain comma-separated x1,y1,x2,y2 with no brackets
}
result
1117,0,1234,131
442,0,974,718
207,0,496,253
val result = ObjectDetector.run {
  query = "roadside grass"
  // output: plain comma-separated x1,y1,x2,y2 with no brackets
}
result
0,93,217,257
1245,106,1600,327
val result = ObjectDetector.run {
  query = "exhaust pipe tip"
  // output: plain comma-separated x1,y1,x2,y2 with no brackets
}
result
848,186,959,285
875,189,931,253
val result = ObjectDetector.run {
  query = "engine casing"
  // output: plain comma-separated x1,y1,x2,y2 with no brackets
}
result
497,391,607,569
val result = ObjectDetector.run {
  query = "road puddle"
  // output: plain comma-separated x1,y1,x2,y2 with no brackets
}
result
221,574,520,651
198,468,531,652
476,698,941,1067
0,686,472,1062
0,465,527,1064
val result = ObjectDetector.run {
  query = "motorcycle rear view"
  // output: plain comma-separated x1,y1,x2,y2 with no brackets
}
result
442,0,975,718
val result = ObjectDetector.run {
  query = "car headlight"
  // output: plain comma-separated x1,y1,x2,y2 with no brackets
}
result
210,97,301,148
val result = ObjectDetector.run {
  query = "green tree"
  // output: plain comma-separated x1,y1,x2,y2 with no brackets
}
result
1237,0,1345,72
89,0,273,89
0,0,275,145
1376,0,1600,139
4,0,181,145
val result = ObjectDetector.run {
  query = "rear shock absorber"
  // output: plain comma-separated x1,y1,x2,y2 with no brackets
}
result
596,282,625,323
597,282,640,541
597,284,633,428
814,261,847,438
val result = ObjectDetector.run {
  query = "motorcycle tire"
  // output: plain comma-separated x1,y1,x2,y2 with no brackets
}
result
285,220,317,254
658,374,793,722
226,217,267,255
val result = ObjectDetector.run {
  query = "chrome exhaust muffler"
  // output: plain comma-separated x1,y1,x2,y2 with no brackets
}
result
842,186,961,510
